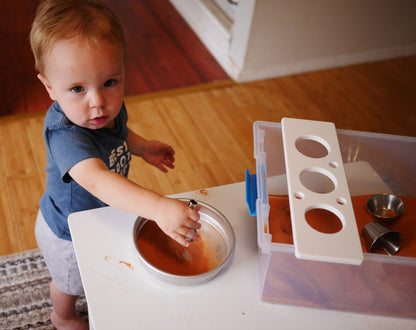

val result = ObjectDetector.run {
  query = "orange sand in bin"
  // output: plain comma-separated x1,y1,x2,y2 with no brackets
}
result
137,220,219,276
269,194,416,258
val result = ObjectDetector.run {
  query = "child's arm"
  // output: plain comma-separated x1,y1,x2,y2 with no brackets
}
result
68,157,200,246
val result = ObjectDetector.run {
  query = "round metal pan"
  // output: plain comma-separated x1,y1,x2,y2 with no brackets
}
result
133,199,235,286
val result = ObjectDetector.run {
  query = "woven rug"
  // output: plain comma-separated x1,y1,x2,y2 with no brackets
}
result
0,249,87,329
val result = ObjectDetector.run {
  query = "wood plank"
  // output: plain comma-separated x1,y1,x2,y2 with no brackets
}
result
154,97,217,165
127,154,175,196
163,147,205,194
284,69,371,130
0,161,21,255
126,99,204,195
126,101,177,195
194,161,234,188
178,92,254,182
24,115,47,192
126,99,178,145
0,120,38,177
220,83,275,123
269,75,328,121
7,175,43,251
206,88,254,154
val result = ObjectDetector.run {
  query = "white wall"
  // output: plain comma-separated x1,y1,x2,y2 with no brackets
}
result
240,0,416,81
171,0,416,82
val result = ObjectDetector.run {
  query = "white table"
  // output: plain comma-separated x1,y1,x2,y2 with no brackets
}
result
69,182,415,329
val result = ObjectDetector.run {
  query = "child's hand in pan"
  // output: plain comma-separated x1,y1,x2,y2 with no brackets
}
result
153,197,201,246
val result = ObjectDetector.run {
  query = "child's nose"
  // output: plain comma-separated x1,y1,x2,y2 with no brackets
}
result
89,90,105,108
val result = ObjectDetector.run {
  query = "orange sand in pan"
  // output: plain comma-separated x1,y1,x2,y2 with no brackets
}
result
268,194,416,257
136,220,219,275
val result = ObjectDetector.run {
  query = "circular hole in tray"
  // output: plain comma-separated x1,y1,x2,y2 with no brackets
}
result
305,207,343,234
295,136,329,158
299,168,336,194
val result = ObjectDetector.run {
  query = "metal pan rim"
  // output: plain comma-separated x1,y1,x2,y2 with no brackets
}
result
132,199,235,286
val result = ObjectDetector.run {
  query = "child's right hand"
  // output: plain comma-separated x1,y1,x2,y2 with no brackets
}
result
153,197,201,247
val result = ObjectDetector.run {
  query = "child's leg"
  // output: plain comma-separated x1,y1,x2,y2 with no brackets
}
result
50,281,88,329
35,211,88,328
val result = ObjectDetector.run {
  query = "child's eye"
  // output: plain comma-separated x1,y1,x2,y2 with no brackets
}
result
104,79,117,88
71,86,84,94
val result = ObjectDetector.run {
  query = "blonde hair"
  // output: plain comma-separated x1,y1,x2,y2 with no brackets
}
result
30,0,127,73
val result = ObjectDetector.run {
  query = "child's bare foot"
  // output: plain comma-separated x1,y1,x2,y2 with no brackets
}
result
51,310,88,330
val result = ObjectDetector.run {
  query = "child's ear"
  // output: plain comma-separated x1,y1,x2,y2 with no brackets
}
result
37,74,56,101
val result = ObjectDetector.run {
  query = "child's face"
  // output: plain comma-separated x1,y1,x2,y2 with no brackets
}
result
38,38,125,130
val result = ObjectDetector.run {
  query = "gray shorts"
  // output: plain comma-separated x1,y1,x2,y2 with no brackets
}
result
35,210,84,296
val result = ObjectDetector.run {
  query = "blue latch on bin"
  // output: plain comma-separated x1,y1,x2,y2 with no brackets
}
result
245,169,257,216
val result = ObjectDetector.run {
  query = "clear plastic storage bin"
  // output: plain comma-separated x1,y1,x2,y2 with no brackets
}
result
251,121,416,318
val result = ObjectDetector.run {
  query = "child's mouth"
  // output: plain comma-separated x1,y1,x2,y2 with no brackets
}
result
90,116,107,125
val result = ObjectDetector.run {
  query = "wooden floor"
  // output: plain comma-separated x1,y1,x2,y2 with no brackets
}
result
0,0,229,116
1,56,416,256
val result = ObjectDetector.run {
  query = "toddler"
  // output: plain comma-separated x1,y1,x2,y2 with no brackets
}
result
30,0,200,328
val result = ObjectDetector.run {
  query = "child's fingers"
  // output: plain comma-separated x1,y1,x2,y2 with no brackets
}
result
153,156,174,173
155,159,174,172
188,208,200,222
184,218,201,230
164,147,175,161
154,164,167,173
170,231,190,247
167,145,175,157
156,198,202,246
162,158,174,169
185,230,201,242
176,226,201,245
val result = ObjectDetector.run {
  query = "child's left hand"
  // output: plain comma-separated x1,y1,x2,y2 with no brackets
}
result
142,141,175,172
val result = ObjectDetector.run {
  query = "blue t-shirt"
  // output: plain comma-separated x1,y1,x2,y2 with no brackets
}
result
39,101,131,240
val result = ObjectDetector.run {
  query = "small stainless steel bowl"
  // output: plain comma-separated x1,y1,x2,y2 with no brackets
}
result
366,194,404,223
133,199,235,286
